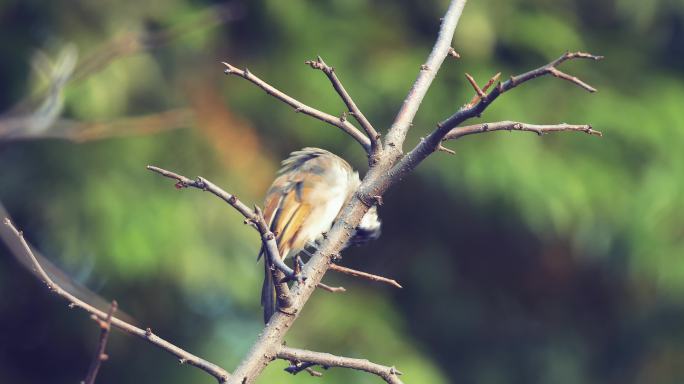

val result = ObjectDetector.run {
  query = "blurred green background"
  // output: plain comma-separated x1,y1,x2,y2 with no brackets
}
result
1,0,683,383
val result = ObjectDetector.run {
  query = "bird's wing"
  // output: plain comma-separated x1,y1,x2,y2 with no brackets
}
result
263,174,315,259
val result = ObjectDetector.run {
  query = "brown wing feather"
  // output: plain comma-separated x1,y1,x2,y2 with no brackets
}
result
262,172,315,259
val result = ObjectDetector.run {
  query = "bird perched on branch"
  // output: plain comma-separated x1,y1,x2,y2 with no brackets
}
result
260,147,381,323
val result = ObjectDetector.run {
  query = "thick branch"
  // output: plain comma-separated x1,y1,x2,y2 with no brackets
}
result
2,219,230,383
444,121,602,141
277,346,403,384
383,0,468,152
305,56,381,157
221,62,371,152
82,300,117,384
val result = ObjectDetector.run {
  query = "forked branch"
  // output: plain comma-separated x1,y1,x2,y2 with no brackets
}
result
379,51,603,185
305,56,381,157
221,62,371,153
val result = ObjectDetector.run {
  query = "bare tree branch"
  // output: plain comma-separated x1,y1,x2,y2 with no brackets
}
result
383,0,469,153
1,218,231,383
329,264,403,289
305,56,381,159
277,346,404,384
82,301,118,384
444,121,602,141
221,62,372,153
224,2,471,383
146,166,299,301
376,51,603,189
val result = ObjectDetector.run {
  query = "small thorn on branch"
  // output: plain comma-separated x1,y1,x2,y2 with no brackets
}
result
438,144,456,155
447,47,460,59
317,282,346,293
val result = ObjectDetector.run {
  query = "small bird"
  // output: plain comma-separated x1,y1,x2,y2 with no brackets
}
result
260,147,381,322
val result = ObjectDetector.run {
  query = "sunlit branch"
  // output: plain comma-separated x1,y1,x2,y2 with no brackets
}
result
221,62,371,153
305,56,381,158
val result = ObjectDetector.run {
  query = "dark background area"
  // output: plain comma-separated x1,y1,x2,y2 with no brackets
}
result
1,0,684,383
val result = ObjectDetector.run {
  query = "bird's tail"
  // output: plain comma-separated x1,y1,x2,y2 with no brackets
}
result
260,246,276,323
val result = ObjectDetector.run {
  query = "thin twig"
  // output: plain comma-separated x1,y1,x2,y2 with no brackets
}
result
328,264,403,289
2,218,231,383
316,282,346,293
82,301,118,384
443,121,602,141
305,56,381,158
277,346,404,384
221,62,371,152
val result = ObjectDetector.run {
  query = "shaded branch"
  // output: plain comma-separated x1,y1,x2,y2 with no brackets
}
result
305,56,381,158
444,121,602,141
2,219,231,383
221,62,371,152
82,301,118,384
277,346,403,384
328,264,403,289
